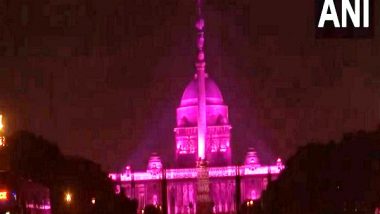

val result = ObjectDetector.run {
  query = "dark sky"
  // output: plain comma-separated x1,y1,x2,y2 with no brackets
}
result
0,0,380,171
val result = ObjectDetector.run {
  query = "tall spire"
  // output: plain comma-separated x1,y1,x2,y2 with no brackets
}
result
196,0,207,160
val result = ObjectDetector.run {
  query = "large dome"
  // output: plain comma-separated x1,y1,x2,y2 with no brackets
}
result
180,75,224,107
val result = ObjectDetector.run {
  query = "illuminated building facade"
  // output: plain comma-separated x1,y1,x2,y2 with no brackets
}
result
109,150,284,213
108,60,285,214
109,0,284,213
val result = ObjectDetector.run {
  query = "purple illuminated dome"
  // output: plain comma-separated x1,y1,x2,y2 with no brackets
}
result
176,75,229,128
175,74,231,167
180,74,224,107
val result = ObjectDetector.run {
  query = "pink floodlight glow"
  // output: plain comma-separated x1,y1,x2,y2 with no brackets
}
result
120,173,131,181
198,137,206,160
250,190,258,200
25,203,51,210
219,146,227,152
108,173,117,181
276,158,284,170
166,168,198,180
111,164,284,182
152,194,158,205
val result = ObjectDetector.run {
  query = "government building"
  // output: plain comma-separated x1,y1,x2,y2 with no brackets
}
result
108,1,284,213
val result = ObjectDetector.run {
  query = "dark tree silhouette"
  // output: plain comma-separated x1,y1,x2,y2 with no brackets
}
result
256,128,380,214
6,130,137,214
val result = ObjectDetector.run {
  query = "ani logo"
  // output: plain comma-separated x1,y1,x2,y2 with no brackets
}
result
315,0,374,38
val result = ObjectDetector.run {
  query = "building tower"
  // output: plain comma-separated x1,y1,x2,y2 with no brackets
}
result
174,1,232,167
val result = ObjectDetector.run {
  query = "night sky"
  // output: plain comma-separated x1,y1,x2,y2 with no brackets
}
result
0,0,379,171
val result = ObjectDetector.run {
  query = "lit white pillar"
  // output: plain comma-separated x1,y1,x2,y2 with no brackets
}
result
196,0,207,161
195,2,212,214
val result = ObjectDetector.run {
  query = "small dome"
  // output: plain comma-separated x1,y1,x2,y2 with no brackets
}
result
147,153,163,175
244,148,261,167
180,75,224,107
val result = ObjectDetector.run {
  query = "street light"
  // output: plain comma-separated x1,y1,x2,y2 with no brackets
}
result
0,114,5,147
0,114,4,131
91,197,96,205
65,192,72,204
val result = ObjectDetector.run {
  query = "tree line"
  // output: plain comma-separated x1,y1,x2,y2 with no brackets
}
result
4,130,137,214
253,127,380,214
